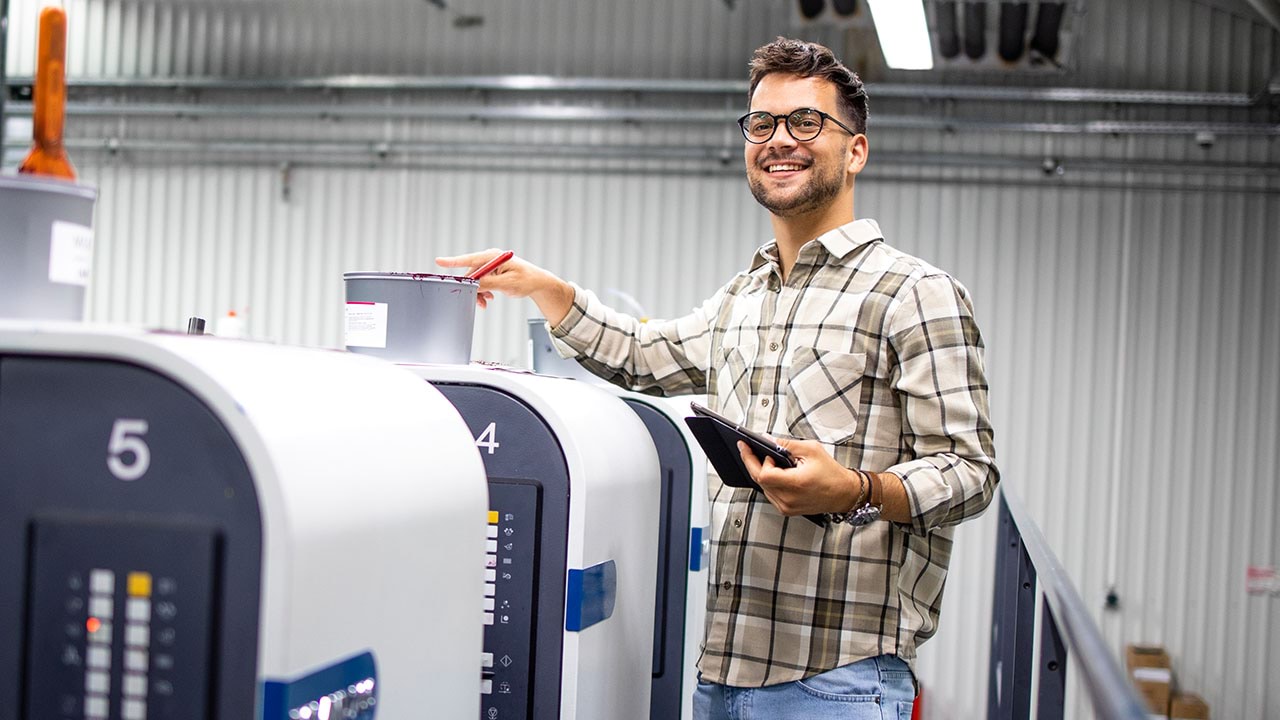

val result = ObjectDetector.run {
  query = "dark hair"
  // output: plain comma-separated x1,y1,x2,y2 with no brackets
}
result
748,37,868,135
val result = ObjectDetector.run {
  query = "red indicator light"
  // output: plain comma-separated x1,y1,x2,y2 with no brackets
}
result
86,617,101,633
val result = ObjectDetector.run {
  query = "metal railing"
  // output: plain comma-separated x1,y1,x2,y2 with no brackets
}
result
988,490,1150,720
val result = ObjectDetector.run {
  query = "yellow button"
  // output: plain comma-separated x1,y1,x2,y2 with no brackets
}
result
488,511,500,524
127,572,152,598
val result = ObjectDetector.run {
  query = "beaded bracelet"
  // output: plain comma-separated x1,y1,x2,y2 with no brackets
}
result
823,470,871,525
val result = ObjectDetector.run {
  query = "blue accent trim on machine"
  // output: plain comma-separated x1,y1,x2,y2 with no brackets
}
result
565,560,617,632
260,651,378,720
689,527,704,572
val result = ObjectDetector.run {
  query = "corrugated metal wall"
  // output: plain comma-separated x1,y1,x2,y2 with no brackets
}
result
6,0,1279,717
1114,188,1279,720
69,159,1280,718
77,164,772,358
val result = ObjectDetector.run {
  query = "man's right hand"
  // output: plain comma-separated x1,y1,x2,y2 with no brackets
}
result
436,249,576,326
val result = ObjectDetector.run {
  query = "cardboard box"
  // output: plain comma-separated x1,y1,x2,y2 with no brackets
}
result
1170,692,1209,720
1126,644,1173,717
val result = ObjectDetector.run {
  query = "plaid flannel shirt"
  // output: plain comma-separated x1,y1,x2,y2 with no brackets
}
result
549,218,999,687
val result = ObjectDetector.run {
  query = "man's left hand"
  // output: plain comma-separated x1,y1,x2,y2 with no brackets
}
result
737,438,861,517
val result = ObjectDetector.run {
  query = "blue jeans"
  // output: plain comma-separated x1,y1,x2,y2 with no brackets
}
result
693,655,916,720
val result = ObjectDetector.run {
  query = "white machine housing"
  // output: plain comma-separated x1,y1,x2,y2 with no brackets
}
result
0,323,489,720
404,364,660,720
620,392,710,720
529,319,711,720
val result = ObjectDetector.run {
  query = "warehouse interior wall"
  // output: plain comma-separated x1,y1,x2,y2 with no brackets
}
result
61,160,1279,718
3,0,1277,717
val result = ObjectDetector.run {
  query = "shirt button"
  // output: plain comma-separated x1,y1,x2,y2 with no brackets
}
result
769,342,778,351
761,398,770,407
721,581,733,591
733,518,742,528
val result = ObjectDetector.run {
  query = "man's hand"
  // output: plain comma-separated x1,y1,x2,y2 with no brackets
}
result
737,437,862,517
436,249,575,325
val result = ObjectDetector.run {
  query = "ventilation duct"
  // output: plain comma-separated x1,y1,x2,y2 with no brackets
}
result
998,2,1030,62
1030,2,1067,60
934,0,1073,70
963,1,987,60
831,0,858,17
936,1,961,59
798,0,825,21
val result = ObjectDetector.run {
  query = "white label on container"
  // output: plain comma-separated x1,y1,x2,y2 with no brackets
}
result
48,220,95,286
345,301,388,348
1132,667,1171,683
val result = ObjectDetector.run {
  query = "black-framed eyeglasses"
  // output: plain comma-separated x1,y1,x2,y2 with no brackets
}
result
736,108,858,144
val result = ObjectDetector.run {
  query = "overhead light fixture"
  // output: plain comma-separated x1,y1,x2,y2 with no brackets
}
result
866,0,934,70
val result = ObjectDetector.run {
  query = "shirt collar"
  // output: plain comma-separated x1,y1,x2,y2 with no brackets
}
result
750,218,885,272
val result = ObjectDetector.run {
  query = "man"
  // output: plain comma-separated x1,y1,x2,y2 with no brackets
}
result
439,37,998,720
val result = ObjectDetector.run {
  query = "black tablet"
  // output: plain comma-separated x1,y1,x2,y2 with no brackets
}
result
688,401,793,473
683,402,824,527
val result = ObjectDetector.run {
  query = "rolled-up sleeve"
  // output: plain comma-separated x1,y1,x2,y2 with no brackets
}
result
886,273,1000,534
547,283,725,397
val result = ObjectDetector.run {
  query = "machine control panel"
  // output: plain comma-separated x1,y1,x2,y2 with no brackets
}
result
24,517,219,720
0,356,263,720
435,382,571,720
481,483,540,720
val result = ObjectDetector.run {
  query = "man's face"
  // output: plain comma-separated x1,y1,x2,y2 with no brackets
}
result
744,74,859,218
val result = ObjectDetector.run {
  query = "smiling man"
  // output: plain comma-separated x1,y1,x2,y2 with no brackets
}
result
439,37,1000,720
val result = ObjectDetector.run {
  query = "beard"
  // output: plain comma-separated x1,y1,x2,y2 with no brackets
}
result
746,154,846,218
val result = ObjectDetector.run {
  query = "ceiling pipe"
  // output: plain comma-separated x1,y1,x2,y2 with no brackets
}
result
7,135,1269,184
5,99,1276,137
5,136,1275,178
0,74,1266,107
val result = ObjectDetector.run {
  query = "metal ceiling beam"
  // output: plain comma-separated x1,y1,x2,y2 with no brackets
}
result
0,74,1266,107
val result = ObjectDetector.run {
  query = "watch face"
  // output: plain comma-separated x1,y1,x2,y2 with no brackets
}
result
850,504,881,527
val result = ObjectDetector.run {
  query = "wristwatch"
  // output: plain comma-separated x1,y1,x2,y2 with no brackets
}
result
825,470,883,527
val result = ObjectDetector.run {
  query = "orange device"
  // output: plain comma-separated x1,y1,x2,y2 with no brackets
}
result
19,6,76,180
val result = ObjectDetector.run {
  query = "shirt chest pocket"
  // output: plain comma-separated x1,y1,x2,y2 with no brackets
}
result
713,345,753,421
784,347,866,445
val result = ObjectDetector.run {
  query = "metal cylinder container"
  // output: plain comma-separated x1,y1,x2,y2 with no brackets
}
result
344,271,478,365
0,175,97,322
527,318,600,381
